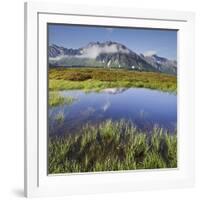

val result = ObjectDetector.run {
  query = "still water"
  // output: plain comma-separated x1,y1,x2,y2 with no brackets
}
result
49,88,177,136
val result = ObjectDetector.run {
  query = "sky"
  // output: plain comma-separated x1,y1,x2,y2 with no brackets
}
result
48,24,177,60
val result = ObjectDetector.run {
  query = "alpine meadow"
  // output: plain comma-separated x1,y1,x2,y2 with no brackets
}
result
48,24,177,174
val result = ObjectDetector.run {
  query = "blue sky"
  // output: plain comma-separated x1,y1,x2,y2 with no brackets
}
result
48,24,177,60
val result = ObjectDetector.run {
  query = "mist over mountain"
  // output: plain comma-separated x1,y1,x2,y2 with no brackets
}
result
49,41,177,75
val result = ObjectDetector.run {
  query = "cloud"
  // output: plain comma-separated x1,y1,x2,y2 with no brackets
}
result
143,50,157,57
79,44,130,59
49,55,66,61
49,43,130,60
105,28,114,33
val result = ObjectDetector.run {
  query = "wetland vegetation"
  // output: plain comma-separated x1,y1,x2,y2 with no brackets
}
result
48,67,177,173
48,120,177,174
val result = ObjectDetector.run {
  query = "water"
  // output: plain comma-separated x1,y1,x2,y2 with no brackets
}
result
49,88,177,136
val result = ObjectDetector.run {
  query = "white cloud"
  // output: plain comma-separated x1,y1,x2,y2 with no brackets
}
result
49,55,66,61
143,50,157,57
79,44,130,59
49,43,130,60
105,28,114,33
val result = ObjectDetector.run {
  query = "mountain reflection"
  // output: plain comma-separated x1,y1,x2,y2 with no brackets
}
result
100,88,127,94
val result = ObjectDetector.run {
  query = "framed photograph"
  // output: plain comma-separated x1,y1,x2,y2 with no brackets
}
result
24,2,195,197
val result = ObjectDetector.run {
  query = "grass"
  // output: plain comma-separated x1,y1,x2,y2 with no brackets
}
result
48,120,177,174
55,111,65,122
49,67,177,92
49,91,76,107
48,67,177,173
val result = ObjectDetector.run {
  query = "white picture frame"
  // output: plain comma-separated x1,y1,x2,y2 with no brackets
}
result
24,2,195,197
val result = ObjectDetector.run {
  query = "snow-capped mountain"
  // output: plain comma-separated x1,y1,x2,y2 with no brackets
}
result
49,41,177,75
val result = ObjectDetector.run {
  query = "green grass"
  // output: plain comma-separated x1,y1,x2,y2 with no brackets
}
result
48,120,177,174
48,67,177,173
49,91,76,107
49,67,177,92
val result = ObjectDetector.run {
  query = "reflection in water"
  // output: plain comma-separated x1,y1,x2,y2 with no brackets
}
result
80,106,96,116
101,99,111,112
49,88,177,136
139,109,149,119
101,88,127,94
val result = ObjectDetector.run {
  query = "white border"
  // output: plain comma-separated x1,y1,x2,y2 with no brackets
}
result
25,2,195,197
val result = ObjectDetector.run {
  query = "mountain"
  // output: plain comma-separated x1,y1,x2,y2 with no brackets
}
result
140,53,177,75
49,41,176,75
49,44,81,57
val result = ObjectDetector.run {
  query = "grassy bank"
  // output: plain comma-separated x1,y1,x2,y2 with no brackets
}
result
49,67,177,92
48,120,177,174
49,91,76,107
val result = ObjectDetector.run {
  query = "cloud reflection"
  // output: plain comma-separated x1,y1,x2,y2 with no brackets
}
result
101,100,111,112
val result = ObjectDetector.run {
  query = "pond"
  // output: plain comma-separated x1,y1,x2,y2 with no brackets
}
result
48,88,177,136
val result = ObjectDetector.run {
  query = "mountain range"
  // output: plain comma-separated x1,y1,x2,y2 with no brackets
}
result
49,41,177,75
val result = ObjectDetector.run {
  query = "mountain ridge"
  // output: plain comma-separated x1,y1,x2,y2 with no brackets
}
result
49,41,177,75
